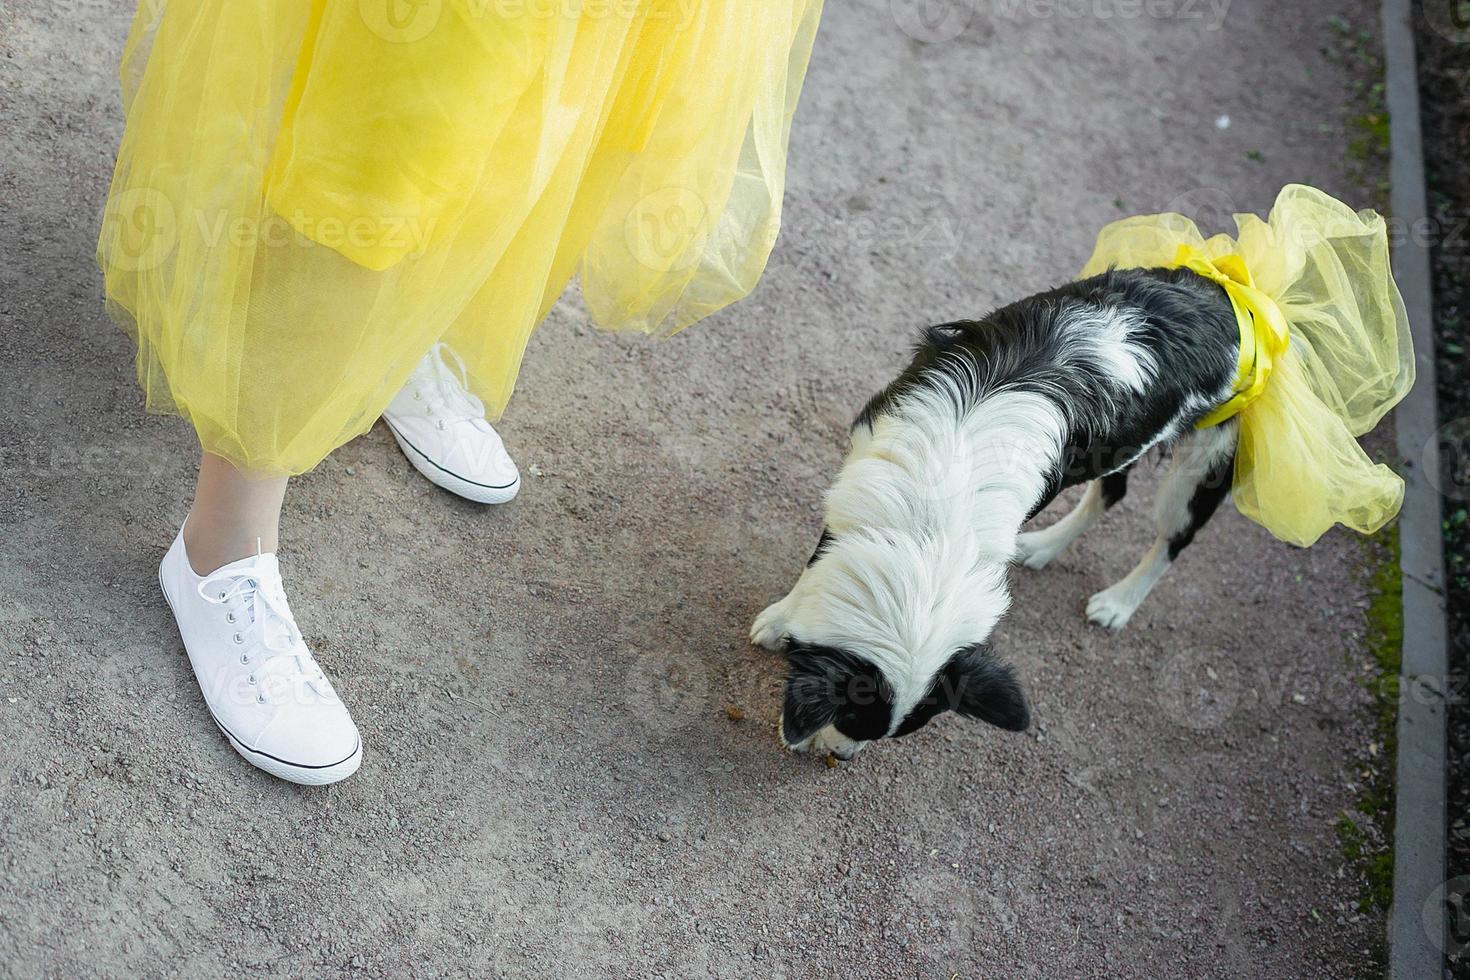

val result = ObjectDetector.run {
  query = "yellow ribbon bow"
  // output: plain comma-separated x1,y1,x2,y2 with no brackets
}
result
1079,185,1415,547
1166,244,1291,429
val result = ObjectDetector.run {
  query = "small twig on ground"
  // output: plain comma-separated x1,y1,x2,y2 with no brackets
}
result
445,688,485,709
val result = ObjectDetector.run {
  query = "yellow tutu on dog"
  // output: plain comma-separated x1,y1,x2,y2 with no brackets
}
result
1080,185,1415,547
99,0,823,474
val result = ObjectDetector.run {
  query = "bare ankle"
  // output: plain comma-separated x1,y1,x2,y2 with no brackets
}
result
181,519,275,576
183,453,289,574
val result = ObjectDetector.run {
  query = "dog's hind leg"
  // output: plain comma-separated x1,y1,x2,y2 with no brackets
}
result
1014,468,1130,569
1085,424,1237,630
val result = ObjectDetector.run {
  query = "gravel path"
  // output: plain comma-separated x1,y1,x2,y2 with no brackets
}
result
1,0,1395,975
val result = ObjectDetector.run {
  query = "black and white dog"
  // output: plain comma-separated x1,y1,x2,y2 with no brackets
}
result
752,266,1244,760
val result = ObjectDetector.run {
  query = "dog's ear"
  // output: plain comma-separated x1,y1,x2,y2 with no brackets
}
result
782,643,892,746
781,644,845,745
942,643,1030,731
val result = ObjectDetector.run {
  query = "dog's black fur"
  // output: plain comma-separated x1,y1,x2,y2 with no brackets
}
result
761,266,1247,758
857,267,1239,515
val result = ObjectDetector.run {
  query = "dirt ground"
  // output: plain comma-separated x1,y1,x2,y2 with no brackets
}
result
0,0,1400,976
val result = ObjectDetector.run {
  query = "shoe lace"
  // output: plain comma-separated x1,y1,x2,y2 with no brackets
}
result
417,342,487,429
195,565,323,686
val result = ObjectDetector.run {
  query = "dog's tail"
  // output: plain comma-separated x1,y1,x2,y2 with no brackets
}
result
1081,185,1414,547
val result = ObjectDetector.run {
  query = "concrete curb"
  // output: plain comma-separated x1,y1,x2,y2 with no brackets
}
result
1380,0,1450,974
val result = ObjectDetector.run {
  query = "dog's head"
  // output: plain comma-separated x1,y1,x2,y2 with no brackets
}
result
778,639,1029,760
769,393,1037,760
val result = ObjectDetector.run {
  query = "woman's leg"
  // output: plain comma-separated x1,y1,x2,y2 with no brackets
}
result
383,343,521,505
161,450,362,784
182,453,289,574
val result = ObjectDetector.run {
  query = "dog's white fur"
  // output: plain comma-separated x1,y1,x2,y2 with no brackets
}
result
753,353,1074,756
755,305,1239,758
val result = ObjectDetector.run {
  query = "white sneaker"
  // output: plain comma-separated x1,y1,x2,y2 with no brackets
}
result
383,343,521,504
158,524,362,785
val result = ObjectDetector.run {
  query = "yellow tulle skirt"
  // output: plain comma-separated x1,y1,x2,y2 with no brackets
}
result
1081,185,1416,547
98,0,824,474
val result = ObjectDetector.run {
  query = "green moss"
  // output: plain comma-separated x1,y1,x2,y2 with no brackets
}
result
1364,526,1404,732
1336,811,1394,913
1331,17,1391,199
1334,527,1401,925
1348,109,1389,162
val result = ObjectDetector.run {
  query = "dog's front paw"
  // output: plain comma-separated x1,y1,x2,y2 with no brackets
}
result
750,601,791,651
1014,530,1061,570
1085,586,1140,631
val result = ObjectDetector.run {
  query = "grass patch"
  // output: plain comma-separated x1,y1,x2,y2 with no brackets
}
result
1325,15,1390,198
1335,527,1402,925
